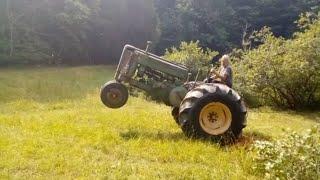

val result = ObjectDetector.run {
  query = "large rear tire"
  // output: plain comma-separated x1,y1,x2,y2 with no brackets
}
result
100,81,129,109
178,84,247,142
171,107,180,125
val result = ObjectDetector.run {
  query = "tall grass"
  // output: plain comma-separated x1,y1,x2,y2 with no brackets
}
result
0,66,319,179
0,66,113,102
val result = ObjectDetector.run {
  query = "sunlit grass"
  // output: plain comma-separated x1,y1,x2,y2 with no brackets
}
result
0,66,319,179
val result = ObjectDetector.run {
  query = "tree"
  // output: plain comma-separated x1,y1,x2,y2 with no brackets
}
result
154,0,320,54
0,0,318,65
164,40,218,75
234,14,320,109
0,0,159,65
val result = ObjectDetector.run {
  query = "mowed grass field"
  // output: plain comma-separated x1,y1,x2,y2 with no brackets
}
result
0,66,319,179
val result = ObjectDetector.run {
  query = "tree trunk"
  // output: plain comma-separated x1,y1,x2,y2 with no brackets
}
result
10,23,13,56
6,0,14,56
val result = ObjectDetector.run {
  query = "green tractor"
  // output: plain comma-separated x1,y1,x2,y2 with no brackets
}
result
101,42,247,142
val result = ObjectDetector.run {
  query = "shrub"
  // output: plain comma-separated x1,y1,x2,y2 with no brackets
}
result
234,14,320,109
253,127,320,180
164,41,218,77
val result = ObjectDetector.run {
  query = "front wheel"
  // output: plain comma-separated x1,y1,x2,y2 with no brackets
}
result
178,84,247,142
100,81,129,109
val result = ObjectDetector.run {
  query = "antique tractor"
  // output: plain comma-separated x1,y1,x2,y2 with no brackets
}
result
100,42,247,141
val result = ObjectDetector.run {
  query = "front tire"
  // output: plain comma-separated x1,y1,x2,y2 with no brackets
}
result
100,81,129,109
179,84,247,142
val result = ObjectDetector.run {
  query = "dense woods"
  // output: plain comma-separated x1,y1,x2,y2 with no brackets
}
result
0,0,319,65
0,0,158,64
1,0,320,108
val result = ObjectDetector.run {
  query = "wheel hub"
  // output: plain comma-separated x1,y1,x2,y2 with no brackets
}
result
106,88,123,104
208,112,218,123
199,102,232,135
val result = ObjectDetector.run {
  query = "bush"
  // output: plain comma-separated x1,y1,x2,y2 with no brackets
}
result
253,127,320,180
164,41,218,77
234,14,320,109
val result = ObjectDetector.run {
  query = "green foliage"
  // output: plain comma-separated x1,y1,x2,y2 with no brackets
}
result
0,0,319,66
155,0,320,53
0,0,159,65
253,127,320,180
62,0,91,24
234,15,320,109
164,41,218,72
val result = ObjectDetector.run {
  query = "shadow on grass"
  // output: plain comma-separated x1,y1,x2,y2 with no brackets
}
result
295,111,320,123
120,129,273,148
235,131,273,148
120,130,187,141
253,107,320,123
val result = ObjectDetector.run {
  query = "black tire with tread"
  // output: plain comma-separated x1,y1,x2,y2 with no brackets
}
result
171,107,180,125
100,80,129,109
178,83,247,142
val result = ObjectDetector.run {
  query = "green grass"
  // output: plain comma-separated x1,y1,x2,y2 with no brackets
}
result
0,66,319,179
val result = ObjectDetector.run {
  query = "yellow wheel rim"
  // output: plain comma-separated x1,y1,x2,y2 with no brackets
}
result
199,102,232,135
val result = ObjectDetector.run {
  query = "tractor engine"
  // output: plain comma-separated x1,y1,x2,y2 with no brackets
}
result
103,43,192,108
